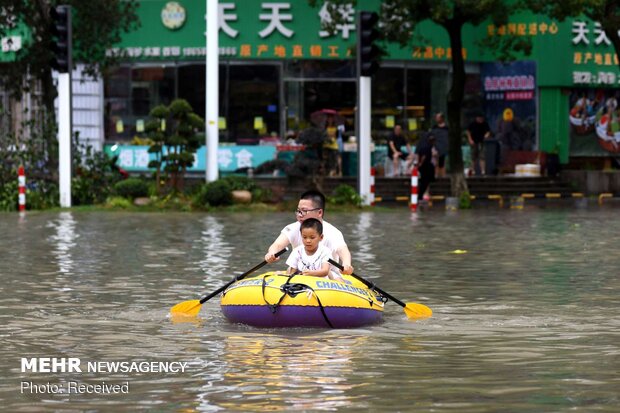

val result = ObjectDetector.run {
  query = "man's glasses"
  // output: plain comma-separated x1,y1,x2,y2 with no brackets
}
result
295,208,320,217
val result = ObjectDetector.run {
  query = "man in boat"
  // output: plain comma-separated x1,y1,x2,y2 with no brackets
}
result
264,190,354,277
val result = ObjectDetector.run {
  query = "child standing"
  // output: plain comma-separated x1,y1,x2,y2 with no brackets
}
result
286,218,332,278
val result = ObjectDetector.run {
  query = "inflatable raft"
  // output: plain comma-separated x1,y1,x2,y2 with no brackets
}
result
220,271,385,328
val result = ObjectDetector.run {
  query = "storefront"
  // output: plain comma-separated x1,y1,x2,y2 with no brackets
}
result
102,0,471,148
5,1,620,171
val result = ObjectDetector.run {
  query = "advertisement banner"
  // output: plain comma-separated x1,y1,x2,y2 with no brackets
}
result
481,61,537,151
568,88,620,156
103,144,277,172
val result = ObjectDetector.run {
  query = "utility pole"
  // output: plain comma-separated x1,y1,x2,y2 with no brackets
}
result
206,0,219,182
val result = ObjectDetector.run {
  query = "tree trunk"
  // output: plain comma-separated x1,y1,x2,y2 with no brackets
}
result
445,18,470,199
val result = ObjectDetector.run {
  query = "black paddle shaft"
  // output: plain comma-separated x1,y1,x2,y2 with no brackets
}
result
328,258,407,309
199,247,288,304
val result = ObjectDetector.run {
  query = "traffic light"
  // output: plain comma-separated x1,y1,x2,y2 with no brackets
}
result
50,5,72,73
358,11,380,77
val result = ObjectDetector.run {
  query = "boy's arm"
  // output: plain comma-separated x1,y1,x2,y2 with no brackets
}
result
302,262,330,277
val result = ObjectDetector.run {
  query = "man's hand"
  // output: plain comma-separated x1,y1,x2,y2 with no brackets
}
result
341,264,354,275
264,252,280,263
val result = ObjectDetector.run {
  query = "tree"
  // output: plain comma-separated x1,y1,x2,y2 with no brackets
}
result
313,0,530,197
526,1,620,71
0,0,139,191
0,0,139,110
146,99,204,194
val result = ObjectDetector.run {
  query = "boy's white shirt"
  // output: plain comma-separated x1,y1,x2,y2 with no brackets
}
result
285,243,332,276
281,220,346,279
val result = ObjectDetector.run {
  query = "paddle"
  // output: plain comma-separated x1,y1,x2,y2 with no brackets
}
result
328,259,432,319
170,247,288,317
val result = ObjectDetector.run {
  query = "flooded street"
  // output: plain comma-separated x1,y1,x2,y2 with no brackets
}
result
1,208,618,412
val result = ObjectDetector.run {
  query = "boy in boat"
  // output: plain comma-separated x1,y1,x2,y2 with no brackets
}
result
286,218,335,278
264,190,354,277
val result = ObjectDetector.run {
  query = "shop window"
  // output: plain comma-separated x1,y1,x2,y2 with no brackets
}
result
285,80,356,134
372,67,405,142
104,66,175,141
227,65,279,144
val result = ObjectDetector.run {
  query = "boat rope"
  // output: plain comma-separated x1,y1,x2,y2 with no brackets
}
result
261,273,334,328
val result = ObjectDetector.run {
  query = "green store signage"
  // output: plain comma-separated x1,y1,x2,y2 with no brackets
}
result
114,1,620,88
3,0,620,88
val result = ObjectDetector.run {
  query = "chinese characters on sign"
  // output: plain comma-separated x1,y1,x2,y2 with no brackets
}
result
484,75,536,101
571,21,620,86
108,145,277,172
487,21,559,37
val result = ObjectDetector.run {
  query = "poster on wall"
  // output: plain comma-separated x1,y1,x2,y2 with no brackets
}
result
481,61,537,151
568,89,620,156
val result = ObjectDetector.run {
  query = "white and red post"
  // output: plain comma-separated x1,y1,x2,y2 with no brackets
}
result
369,167,376,206
410,165,418,212
18,165,26,212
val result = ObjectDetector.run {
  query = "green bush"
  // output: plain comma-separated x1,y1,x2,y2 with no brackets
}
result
193,179,233,207
459,191,472,209
221,176,257,191
0,180,18,211
329,184,362,206
106,196,133,208
71,137,124,205
26,181,59,210
114,178,149,199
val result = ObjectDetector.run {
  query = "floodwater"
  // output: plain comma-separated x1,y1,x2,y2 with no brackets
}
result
0,207,618,412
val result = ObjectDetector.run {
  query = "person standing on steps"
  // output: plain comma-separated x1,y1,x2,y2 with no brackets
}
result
431,113,449,178
466,112,492,176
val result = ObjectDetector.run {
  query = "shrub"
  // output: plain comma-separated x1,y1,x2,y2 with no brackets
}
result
329,184,362,206
72,136,124,205
193,179,233,207
114,178,149,199
106,196,133,209
0,180,18,211
459,191,472,209
221,176,257,191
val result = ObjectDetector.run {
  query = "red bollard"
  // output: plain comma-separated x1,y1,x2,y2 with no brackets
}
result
410,165,418,212
18,165,26,212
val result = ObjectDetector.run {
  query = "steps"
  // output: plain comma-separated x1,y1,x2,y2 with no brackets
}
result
373,176,578,201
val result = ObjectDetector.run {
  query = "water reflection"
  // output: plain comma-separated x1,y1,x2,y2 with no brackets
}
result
198,216,232,281
350,212,375,268
48,212,77,275
1,210,619,412
195,333,368,412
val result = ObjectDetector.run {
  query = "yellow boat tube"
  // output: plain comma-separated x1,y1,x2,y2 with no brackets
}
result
220,271,385,328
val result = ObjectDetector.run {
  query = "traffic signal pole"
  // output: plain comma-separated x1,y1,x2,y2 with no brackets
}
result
356,11,379,206
52,5,73,208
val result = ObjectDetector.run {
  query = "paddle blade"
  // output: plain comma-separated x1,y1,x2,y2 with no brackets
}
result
403,303,433,319
170,300,201,317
